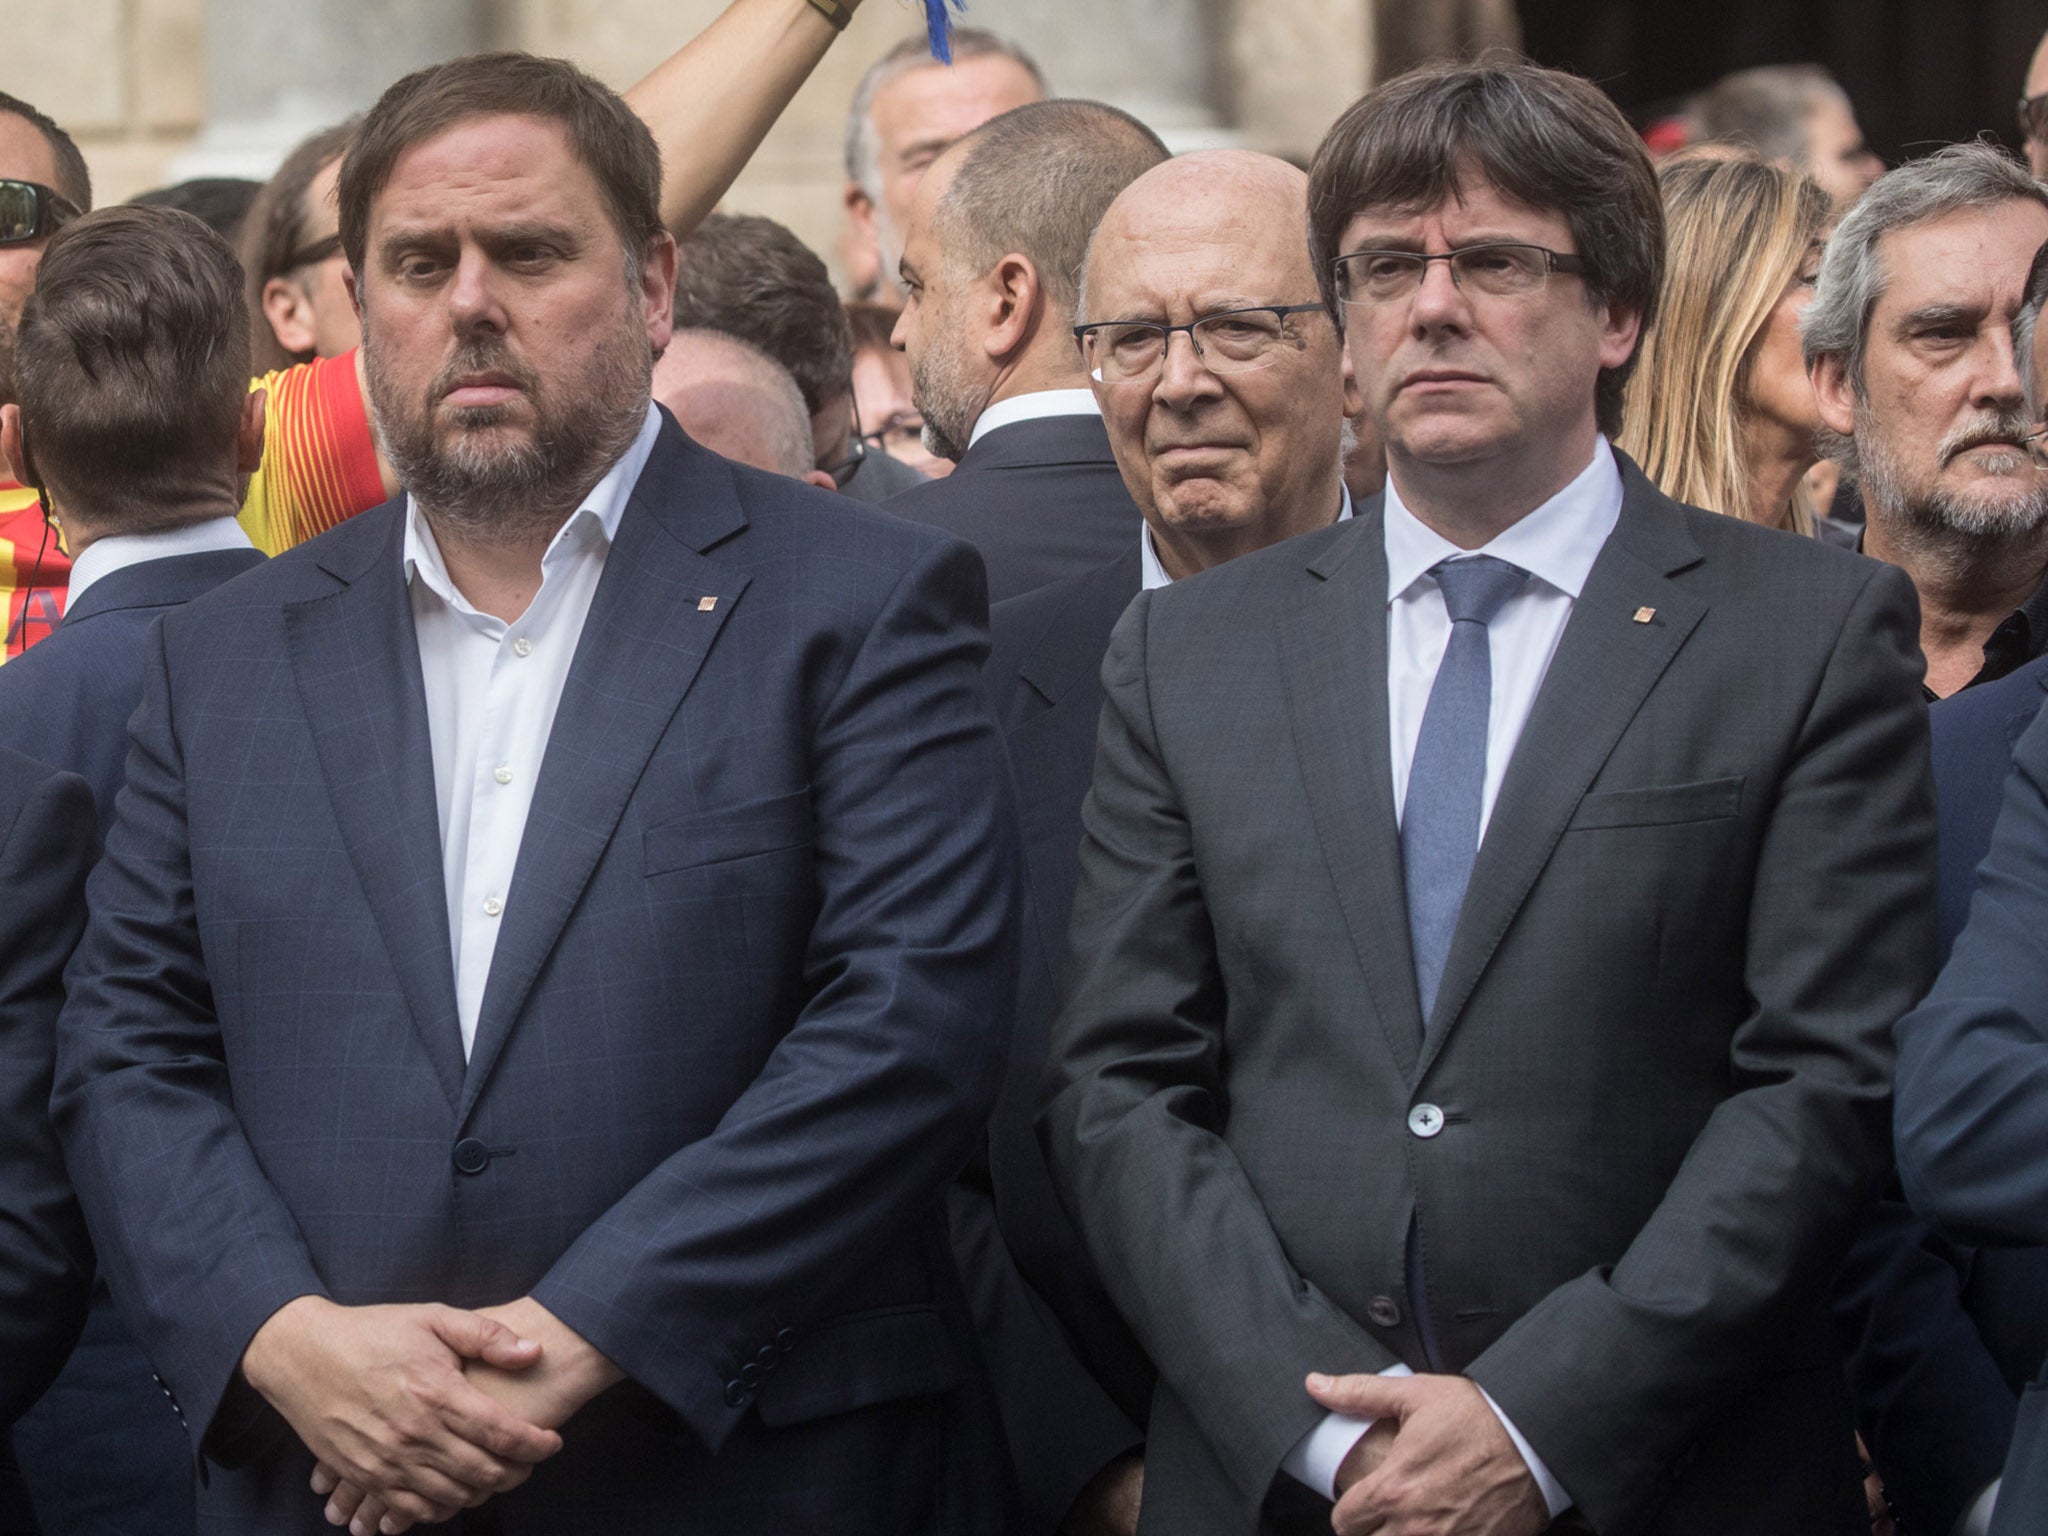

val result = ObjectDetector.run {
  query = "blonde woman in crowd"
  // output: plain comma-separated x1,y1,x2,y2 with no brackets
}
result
1620,149,1852,542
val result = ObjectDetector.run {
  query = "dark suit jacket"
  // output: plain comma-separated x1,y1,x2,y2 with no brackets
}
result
1042,460,1936,1536
953,548,1150,1534
0,747,96,1420
0,548,266,827
51,416,1023,1534
1833,654,2048,1536
0,544,260,1536
1894,663,2048,1536
885,411,1137,602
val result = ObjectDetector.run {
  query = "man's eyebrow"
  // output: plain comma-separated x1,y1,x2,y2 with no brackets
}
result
1894,301,1984,335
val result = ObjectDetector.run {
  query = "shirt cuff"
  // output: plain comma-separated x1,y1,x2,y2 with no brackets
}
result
1280,1364,1414,1499
1475,1385,1572,1518
1955,1477,1999,1536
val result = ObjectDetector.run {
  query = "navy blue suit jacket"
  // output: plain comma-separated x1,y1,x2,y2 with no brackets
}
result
52,417,1022,1534
0,544,260,1536
886,413,1138,602
1834,657,2048,1536
0,548,266,829
1896,668,2048,1534
952,548,1152,1534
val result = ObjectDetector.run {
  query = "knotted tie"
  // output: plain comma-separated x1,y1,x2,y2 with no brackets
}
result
1401,555,1530,1024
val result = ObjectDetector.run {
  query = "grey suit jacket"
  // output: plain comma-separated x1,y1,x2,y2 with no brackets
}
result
1041,459,1936,1535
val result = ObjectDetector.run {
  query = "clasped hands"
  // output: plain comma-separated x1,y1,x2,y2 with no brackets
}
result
1306,1371,1550,1536
241,1293,625,1536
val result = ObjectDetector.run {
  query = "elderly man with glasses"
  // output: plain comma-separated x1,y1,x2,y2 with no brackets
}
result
1037,59,1936,1536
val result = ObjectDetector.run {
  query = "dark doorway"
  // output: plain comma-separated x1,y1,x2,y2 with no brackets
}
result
1516,0,2047,165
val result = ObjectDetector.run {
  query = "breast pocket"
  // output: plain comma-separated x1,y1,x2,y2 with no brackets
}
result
1567,775,1745,831
642,787,814,876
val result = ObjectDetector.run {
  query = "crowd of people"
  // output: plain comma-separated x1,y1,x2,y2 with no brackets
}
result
5,2,2048,1533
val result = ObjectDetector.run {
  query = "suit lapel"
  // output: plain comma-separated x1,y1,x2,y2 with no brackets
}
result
285,508,467,1104
1278,506,1424,1078
459,427,748,1117
1417,473,1705,1074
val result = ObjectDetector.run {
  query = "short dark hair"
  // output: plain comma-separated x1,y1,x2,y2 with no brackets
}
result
0,91,92,211
1307,58,1664,438
241,117,359,372
933,99,1168,318
129,178,262,244
671,213,852,414
338,52,664,280
16,206,250,528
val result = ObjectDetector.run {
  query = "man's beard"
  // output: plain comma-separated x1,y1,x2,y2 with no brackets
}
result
365,300,651,545
1859,405,2048,541
909,311,980,464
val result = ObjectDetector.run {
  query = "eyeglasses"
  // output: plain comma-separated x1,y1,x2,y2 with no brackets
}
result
280,231,344,272
821,387,869,488
2020,92,2048,142
1333,243,1587,306
1073,304,1327,385
2021,424,2048,468
0,180,81,246
862,412,926,456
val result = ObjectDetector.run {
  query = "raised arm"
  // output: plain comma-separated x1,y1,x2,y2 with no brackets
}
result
625,0,873,235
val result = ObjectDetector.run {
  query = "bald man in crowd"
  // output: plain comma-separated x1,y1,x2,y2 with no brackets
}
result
965,149,1356,1536
887,99,1168,600
653,328,836,487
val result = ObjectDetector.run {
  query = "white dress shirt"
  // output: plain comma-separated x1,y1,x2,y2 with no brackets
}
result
406,403,660,1057
1139,487,1353,591
65,515,255,608
965,387,1100,451
1281,437,1624,1516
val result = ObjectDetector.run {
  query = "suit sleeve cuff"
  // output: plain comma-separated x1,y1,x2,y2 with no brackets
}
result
1280,1363,1413,1499
1956,1478,1999,1536
1476,1384,1572,1519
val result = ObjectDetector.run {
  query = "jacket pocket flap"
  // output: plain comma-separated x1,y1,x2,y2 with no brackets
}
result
1569,776,1744,830
643,788,812,875
752,1306,963,1426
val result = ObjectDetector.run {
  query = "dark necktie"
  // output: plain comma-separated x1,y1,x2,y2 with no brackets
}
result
1401,554,1530,1024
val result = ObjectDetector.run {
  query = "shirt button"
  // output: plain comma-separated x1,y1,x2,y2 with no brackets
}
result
483,896,503,918
513,637,532,657
1408,1103,1445,1138
493,765,513,785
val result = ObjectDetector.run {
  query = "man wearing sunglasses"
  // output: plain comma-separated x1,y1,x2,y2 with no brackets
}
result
1041,60,1934,1536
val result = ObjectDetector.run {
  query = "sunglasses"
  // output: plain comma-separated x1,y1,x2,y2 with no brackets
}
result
0,180,81,246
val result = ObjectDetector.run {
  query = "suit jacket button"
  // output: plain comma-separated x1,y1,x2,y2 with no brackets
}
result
452,1138,491,1175
723,1379,749,1408
1407,1103,1445,1138
1367,1295,1402,1328
756,1345,780,1370
739,1362,762,1387
776,1327,796,1352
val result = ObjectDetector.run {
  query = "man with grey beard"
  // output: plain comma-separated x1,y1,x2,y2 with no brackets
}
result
52,49,1021,1536
1806,142,2048,699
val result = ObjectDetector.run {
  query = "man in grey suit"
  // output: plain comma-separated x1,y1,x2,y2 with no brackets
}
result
1041,60,1937,1536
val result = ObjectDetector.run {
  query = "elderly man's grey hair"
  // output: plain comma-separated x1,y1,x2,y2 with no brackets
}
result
1690,64,1848,168
841,30,1048,200
1802,143,2048,397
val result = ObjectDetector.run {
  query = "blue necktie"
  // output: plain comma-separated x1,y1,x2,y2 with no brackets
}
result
1401,555,1529,1024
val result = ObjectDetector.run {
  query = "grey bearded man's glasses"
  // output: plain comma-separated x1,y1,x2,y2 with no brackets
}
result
1333,242,1587,305
1073,304,1327,385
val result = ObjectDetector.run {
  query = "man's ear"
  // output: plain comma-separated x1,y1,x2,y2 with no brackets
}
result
344,263,362,319
237,389,268,475
641,231,679,355
0,404,31,488
1338,333,1364,419
262,276,320,357
982,253,1042,366
804,469,839,491
1809,354,1858,437
1599,299,1643,373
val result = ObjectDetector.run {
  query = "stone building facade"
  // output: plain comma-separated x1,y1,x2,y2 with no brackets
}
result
0,0,1516,281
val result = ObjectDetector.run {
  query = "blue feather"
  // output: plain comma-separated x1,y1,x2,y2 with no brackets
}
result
923,0,965,62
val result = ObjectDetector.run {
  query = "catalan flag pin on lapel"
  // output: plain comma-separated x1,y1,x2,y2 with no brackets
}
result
1633,606,1656,624
698,596,718,613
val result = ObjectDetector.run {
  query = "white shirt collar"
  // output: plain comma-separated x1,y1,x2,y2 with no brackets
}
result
404,402,661,612
967,388,1101,450
1142,485,1354,592
66,515,255,609
1383,436,1623,605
